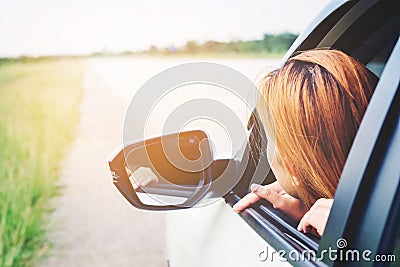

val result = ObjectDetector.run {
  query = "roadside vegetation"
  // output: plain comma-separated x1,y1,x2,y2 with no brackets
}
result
0,59,84,266
136,33,298,57
79,32,299,58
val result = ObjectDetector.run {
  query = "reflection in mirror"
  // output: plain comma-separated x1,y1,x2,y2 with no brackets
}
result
129,167,158,189
123,130,215,207
128,165,204,206
136,190,191,206
129,159,235,207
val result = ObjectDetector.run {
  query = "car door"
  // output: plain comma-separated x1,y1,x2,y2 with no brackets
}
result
166,0,400,266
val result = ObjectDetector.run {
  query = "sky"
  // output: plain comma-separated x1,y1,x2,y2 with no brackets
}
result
0,0,331,57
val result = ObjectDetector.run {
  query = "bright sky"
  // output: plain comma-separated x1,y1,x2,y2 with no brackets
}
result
0,0,331,57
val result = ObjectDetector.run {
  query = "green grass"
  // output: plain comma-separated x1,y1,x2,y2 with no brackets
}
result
0,59,85,266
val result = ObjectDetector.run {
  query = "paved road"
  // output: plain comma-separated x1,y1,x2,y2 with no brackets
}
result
38,60,167,267
38,57,280,267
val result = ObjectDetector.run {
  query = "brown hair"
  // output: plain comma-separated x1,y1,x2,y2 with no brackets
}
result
258,49,378,207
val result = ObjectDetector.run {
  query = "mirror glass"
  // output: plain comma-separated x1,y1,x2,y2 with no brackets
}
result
123,131,214,207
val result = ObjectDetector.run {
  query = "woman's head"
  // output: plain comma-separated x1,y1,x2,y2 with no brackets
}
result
258,49,378,207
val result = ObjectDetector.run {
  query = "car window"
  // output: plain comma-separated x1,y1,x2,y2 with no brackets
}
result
365,41,396,78
344,0,400,77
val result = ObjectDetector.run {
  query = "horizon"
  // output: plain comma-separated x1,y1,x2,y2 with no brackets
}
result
0,0,330,57
0,32,298,59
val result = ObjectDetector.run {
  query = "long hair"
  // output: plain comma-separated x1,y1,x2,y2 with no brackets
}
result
258,49,378,207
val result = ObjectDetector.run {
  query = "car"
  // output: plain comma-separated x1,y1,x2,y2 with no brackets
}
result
109,0,400,266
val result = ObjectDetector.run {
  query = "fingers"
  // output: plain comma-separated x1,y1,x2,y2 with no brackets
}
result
232,191,262,212
265,181,282,192
298,198,333,236
232,181,309,222
298,211,326,235
310,198,333,209
232,182,285,213
232,192,261,212
251,183,286,209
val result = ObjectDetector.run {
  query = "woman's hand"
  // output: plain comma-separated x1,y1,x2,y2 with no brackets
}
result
297,198,333,237
232,181,308,222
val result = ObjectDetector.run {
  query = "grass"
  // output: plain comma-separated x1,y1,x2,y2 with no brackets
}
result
0,59,85,266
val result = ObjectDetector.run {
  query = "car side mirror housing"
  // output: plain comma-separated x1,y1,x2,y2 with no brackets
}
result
108,130,221,210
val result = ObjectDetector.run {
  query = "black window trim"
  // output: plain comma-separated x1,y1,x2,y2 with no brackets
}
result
225,192,321,267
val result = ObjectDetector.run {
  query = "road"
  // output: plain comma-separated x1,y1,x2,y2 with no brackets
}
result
37,57,280,267
38,59,167,267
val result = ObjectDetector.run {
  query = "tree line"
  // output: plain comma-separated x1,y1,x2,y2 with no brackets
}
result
0,32,299,61
144,33,298,55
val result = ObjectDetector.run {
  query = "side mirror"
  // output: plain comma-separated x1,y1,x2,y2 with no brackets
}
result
109,130,230,210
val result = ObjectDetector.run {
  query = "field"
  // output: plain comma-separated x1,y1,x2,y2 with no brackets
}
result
0,59,84,266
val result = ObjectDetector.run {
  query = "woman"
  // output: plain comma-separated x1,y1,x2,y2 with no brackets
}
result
233,49,378,237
